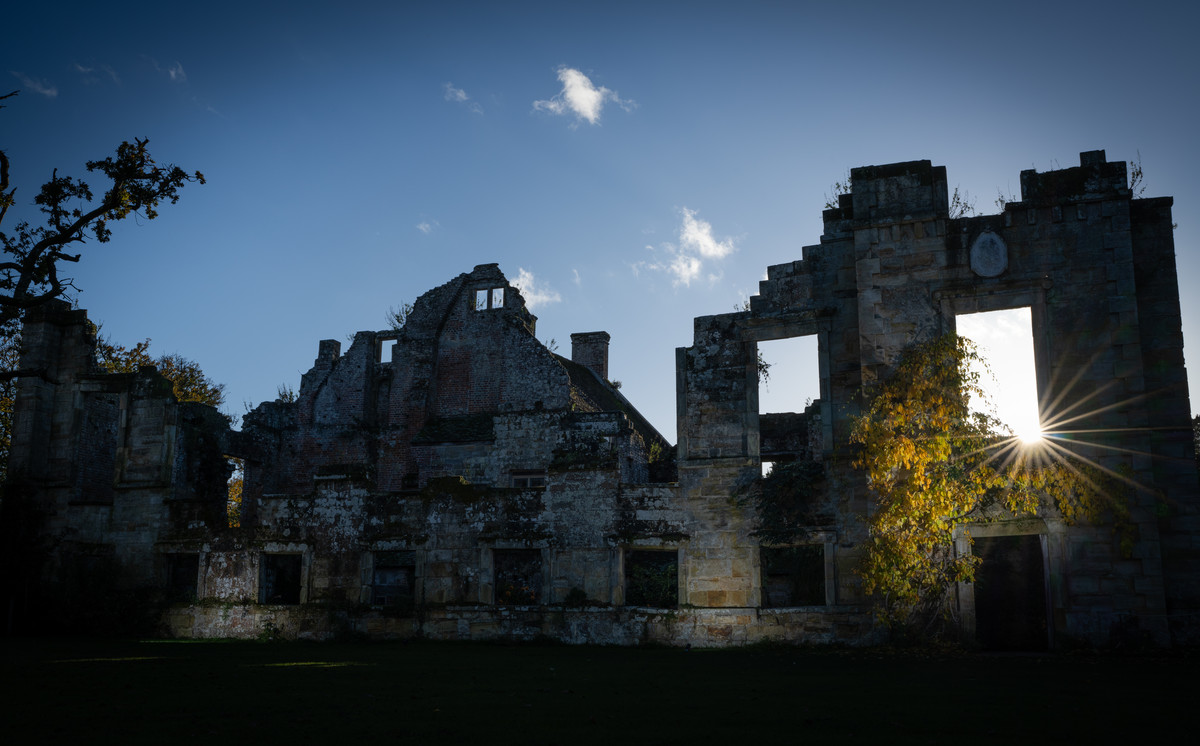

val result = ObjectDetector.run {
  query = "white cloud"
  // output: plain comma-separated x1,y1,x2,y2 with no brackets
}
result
572,268,581,286
670,253,704,286
11,72,57,98
416,220,438,234
444,82,482,114
679,208,734,259
533,66,633,126
512,268,562,310
632,207,737,287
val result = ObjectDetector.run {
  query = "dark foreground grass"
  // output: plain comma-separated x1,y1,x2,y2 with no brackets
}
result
2,637,1193,745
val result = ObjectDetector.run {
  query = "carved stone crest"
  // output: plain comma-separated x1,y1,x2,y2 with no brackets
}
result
970,230,1007,277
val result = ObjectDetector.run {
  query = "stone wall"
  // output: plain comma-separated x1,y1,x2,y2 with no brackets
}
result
674,151,1198,646
13,153,1198,647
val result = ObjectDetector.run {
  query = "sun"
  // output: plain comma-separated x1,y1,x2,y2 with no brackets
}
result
957,308,1044,447
1010,405,1044,446
1008,406,1044,445
1017,426,1044,445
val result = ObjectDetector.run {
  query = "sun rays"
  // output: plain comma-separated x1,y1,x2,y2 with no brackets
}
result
956,308,1180,504
965,379,1179,505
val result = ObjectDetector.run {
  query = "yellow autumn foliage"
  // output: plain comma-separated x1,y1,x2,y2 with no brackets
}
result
850,334,1126,631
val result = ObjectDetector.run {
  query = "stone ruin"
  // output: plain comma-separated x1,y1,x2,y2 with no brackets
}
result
8,150,1198,647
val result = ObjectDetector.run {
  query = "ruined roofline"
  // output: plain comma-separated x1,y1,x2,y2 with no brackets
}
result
243,264,670,449
554,352,673,452
393,264,538,342
752,148,1156,314
819,150,1144,229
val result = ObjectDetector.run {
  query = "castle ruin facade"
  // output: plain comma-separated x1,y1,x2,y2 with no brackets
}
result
9,151,1198,647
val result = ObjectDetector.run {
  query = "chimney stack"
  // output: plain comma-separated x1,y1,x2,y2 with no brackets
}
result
570,331,610,381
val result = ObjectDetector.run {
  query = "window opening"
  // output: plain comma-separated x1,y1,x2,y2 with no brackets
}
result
757,336,820,415
511,470,547,488
378,337,395,364
226,457,243,528
625,550,678,608
473,287,507,311
956,308,1041,443
761,545,825,607
493,549,542,604
165,553,200,602
261,554,302,605
372,550,416,610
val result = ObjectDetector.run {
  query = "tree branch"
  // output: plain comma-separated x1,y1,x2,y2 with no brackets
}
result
0,126,203,327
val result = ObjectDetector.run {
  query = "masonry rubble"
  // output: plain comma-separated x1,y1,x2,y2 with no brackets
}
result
9,151,1199,647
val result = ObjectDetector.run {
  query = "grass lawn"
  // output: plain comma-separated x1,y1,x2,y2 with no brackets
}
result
2,637,1192,744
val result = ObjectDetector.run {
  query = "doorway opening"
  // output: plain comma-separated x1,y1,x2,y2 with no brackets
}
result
973,534,1049,650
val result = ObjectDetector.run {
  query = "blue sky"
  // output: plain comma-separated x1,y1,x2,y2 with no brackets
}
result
4,0,1198,440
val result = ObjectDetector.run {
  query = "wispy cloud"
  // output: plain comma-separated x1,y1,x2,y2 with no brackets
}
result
194,97,225,118
10,72,57,98
444,82,482,114
512,268,562,310
144,57,188,83
416,220,439,234
73,62,121,85
632,207,737,287
533,66,634,126
572,268,581,286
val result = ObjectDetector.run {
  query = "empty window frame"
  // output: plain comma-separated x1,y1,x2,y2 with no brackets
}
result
165,553,200,602
260,554,303,605
493,549,542,605
757,335,820,416
226,457,243,529
955,308,1041,443
511,470,547,488
625,550,679,608
760,545,825,607
371,550,416,610
473,287,506,311
377,335,397,364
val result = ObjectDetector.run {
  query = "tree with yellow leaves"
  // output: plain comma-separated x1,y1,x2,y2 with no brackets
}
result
850,333,1124,632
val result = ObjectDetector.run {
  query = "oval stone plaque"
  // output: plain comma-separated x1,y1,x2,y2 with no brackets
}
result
970,231,1007,277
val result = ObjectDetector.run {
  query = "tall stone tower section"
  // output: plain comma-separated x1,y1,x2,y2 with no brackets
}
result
676,151,1199,645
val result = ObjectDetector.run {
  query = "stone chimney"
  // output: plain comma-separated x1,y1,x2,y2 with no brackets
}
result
571,331,610,381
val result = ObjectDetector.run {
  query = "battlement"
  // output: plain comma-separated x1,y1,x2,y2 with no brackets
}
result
849,160,949,224
1018,150,1130,206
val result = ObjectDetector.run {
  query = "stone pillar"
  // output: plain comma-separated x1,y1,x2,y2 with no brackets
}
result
9,300,94,477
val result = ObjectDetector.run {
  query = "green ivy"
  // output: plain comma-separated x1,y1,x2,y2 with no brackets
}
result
735,460,828,545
